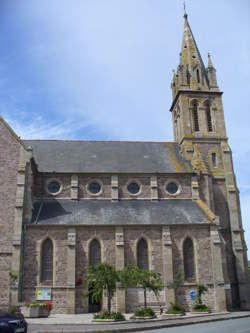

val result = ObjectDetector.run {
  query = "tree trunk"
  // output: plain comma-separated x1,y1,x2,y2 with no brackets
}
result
107,289,111,314
144,289,147,308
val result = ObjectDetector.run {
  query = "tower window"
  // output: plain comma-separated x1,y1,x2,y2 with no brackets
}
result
212,153,217,167
191,100,199,132
196,69,200,84
205,104,213,132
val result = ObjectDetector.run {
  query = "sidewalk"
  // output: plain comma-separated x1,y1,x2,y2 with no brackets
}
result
28,311,250,333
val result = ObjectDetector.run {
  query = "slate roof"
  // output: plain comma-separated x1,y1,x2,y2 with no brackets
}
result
31,199,209,225
23,140,193,174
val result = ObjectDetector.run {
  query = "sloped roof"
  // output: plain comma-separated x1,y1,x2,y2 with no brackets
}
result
24,140,193,173
31,199,209,225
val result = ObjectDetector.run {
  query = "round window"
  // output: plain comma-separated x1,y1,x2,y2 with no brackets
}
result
127,182,140,195
166,181,179,195
88,182,101,194
47,180,61,194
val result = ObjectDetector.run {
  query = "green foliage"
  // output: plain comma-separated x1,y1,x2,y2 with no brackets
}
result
94,311,125,321
166,302,185,315
119,266,163,309
248,268,250,279
193,303,209,312
86,263,119,314
168,270,182,292
135,307,156,318
194,284,208,306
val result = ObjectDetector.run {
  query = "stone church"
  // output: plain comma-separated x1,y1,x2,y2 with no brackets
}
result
0,13,249,314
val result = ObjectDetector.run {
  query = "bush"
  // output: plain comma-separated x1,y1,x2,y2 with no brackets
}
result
94,311,125,321
193,304,210,312
135,307,156,318
166,302,185,315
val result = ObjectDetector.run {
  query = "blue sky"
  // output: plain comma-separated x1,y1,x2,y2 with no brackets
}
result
0,1,250,256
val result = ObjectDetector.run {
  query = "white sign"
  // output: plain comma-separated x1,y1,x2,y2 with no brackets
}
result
36,288,52,300
224,284,231,290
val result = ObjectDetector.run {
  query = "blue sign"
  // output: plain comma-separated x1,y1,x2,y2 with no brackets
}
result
190,290,196,300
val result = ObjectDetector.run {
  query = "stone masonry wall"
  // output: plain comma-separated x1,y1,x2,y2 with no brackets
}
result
0,121,21,310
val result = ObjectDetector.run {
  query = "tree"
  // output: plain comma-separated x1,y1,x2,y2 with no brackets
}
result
86,263,119,314
119,266,163,309
195,284,208,306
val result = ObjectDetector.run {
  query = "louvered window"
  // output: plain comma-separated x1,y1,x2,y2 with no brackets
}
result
205,103,213,132
41,238,53,283
192,100,199,132
137,238,149,270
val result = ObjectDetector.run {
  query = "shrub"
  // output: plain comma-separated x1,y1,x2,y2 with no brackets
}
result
94,311,125,321
166,302,185,315
193,303,210,312
135,307,156,318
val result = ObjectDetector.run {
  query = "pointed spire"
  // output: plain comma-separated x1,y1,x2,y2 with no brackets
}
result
207,53,214,68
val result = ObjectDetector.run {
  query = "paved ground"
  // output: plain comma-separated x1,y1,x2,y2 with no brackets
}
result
27,311,250,333
140,317,250,333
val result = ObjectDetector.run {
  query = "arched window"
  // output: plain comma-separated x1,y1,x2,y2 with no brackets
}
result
191,100,199,132
137,238,149,270
204,101,213,132
41,238,53,283
89,239,101,268
183,237,195,281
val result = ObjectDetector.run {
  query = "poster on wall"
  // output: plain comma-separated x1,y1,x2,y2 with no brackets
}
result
36,288,52,301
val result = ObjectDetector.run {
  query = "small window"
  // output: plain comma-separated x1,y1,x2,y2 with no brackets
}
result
47,180,61,195
196,69,200,84
166,181,179,195
212,153,217,167
127,182,140,195
88,182,101,195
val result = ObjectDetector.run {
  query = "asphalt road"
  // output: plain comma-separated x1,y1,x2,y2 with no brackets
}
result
140,317,250,333
28,317,250,333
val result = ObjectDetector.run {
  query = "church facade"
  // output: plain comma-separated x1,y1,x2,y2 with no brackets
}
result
0,14,249,314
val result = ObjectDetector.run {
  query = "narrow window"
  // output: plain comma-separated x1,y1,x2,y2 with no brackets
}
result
137,238,149,270
196,69,200,84
192,100,199,132
212,153,217,167
89,239,101,268
41,238,53,283
183,237,195,281
205,102,213,132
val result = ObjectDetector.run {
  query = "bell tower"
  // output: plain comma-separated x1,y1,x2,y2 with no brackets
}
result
170,12,250,309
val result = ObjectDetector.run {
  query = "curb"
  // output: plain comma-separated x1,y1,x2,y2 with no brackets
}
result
33,312,250,333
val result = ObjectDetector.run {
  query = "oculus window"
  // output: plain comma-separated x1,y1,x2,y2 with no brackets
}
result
127,182,140,195
88,182,102,195
47,180,61,195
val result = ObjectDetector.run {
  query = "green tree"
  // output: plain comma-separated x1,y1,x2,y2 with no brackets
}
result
86,263,119,314
195,284,208,306
119,266,163,309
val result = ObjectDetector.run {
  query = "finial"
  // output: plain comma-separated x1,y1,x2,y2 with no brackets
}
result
183,1,188,19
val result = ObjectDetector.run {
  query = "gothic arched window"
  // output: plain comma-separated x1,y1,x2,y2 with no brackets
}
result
183,237,195,281
137,238,149,270
204,101,213,132
41,238,53,283
191,100,199,132
89,239,101,268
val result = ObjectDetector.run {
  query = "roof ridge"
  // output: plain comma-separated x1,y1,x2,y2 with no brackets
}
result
23,139,177,144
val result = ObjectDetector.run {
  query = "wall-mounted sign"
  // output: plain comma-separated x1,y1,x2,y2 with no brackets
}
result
224,284,231,290
36,288,52,301
189,290,196,300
